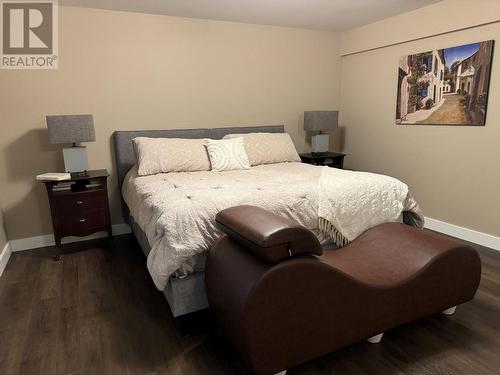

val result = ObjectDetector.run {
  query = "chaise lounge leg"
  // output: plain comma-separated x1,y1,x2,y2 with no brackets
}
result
441,306,457,315
366,333,384,344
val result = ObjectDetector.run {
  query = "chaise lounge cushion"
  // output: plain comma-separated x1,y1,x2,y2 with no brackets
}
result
320,222,476,287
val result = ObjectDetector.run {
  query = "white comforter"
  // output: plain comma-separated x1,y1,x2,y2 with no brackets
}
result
123,162,331,290
124,162,422,291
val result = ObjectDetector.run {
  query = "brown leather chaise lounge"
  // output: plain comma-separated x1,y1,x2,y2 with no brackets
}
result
205,205,482,375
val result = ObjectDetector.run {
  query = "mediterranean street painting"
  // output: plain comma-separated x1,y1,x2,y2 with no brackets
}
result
396,40,494,126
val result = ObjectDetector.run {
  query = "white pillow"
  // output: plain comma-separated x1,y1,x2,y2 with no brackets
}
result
133,137,211,176
206,138,251,171
223,132,300,166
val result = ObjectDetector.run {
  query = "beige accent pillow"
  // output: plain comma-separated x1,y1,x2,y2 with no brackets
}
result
133,137,211,176
223,133,301,166
206,138,251,171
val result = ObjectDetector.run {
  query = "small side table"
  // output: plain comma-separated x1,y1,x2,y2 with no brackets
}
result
299,152,346,169
42,169,112,260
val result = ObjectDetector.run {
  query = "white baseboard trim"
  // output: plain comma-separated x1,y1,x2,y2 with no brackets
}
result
9,223,131,252
5,217,500,255
0,242,12,276
424,216,500,251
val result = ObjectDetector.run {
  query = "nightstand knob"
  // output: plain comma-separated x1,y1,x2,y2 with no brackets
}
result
76,201,83,205
79,219,86,223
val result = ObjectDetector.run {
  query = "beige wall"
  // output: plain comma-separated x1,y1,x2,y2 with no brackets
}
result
0,6,340,240
339,0,500,235
340,0,500,56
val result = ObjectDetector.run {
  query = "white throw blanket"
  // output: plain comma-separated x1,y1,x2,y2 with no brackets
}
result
318,167,423,246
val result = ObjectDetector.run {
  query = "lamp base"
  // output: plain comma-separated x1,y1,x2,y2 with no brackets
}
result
311,134,329,154
63,146,89,173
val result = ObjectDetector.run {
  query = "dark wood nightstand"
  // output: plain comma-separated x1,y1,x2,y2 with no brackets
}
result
300,152,346,169
42,169,112,260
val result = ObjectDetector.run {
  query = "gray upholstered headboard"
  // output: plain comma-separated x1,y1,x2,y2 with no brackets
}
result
113,125,284,219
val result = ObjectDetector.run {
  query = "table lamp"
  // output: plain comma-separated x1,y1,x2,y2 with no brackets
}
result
304,110,338,154
46,114,95,176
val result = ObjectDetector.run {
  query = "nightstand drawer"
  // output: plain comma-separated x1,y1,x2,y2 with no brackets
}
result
51,190,106,214
56,209,108,237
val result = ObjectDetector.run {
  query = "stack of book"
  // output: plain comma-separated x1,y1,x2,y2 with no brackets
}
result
86,179,102,190
52,181,75,192
36,172,71,181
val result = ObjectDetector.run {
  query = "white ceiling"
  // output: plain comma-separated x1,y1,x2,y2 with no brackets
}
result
60,0,441,32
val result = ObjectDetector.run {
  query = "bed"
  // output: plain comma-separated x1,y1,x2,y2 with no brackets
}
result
113,125,422,317
113,125,303,316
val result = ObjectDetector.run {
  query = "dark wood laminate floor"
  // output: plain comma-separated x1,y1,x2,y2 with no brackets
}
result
1,234,500,375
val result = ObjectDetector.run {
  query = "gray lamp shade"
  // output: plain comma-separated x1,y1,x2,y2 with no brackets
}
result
46,114,95,144
304,111,339,132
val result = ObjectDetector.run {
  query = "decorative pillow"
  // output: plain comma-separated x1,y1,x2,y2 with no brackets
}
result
133,137,211,176
206,138,251,172
223,133,301,166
